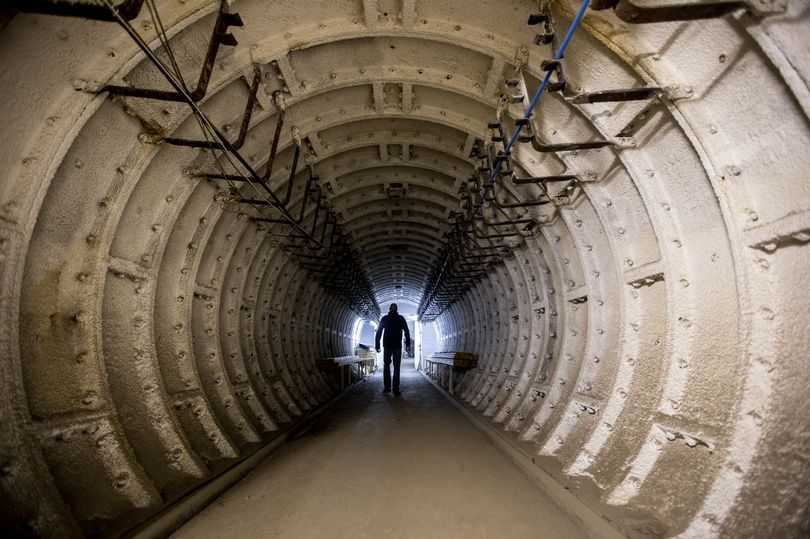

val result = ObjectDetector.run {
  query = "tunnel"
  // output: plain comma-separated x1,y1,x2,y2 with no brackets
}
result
0,0,809,537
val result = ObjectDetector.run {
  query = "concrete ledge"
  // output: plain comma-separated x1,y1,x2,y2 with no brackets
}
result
420,370,626,539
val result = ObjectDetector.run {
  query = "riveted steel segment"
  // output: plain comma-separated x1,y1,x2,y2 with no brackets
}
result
0,0,808,536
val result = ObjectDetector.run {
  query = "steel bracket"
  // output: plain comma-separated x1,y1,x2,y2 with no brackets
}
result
590,0,784,23
102,3,244,102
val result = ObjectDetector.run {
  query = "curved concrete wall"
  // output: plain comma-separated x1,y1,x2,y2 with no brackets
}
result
0,0,808,537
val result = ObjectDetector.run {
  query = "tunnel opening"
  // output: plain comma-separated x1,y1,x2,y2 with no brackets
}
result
1,0,809,538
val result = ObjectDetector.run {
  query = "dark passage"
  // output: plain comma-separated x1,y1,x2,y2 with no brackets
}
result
173,363,587,538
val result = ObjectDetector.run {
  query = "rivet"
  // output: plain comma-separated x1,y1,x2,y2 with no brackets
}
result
669,399,680,410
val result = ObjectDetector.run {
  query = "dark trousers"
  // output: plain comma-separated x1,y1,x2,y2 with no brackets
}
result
383,348,402,391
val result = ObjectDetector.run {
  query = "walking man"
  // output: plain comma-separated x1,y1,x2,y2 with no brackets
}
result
375,303,411,395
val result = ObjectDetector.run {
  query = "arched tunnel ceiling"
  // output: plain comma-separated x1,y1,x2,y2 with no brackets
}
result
0,0,809,537
176,30,510,306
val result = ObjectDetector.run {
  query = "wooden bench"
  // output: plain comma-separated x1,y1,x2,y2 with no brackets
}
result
354,347,376,371
424,352,479,395
315,355,371,391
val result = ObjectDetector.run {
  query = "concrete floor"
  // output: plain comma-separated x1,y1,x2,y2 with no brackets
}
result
173,362,588,539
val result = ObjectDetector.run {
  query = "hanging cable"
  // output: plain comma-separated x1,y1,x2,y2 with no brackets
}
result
418,0,591,319
145,0,186,89
99,0,325,249
474,0,591,222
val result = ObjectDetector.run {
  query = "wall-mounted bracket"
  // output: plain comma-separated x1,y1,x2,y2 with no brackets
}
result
590,0,785,23
7,0,145,21
102,3,243,102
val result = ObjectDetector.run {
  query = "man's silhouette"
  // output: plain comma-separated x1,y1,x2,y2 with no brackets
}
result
375,303,411,395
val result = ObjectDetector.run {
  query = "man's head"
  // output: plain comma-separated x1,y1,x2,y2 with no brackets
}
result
389,303,398,314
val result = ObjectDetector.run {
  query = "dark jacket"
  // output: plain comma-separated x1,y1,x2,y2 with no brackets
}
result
375,313,411,350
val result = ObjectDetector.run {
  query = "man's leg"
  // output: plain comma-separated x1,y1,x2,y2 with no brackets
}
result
383,348,393,392
392,349,402,393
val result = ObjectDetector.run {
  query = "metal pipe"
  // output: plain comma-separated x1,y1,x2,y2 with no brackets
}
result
8,0,145,21
103,2,244,102
297,172,316,223
419,0,590,319
281,143,301,206
102,0,322,247
262,99,286,182
164,67,262,149
309,196,322,236
512,175,579,184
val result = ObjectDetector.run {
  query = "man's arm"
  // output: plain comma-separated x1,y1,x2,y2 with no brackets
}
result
402,317,411,348
375,318,384,352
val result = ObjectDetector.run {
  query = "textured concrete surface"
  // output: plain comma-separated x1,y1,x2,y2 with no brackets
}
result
173,363,587,539
0,1,809,537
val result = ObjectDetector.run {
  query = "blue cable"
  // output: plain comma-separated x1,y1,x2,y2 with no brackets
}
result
472,0,591,223
421,0,591,315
